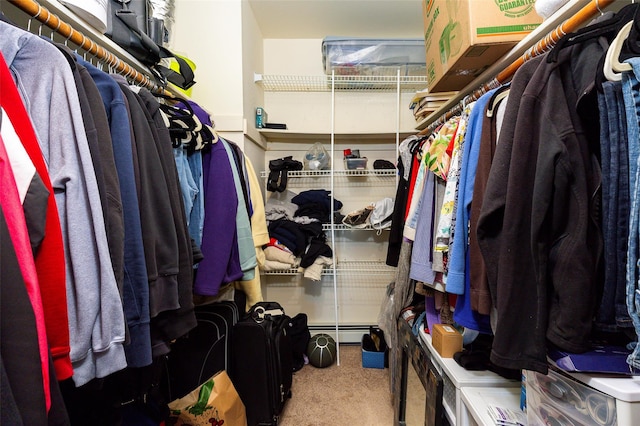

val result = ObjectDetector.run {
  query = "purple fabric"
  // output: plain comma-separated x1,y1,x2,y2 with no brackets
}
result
425,294,440,335
178,100,212,126
194,141,243,295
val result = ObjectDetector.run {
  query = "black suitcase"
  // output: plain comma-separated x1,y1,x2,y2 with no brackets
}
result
230,302,293,426
163,301,240,401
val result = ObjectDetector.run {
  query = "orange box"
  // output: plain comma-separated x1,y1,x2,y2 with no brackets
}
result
423,0,542,92
431,323,463,358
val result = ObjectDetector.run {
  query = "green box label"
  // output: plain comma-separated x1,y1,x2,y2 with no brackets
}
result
477,23,540,36
424,6,440,51
494,0,536,18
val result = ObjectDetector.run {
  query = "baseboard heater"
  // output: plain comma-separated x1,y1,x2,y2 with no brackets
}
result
308,324,376,344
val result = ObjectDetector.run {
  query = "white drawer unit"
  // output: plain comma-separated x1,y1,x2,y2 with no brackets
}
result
460,387,523,426
526,367,640,426
418,329,521,425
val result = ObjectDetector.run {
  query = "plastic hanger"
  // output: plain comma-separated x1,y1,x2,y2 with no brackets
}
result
486,83,511,118
604,20,633,81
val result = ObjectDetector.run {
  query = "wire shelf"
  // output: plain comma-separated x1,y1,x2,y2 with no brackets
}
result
322,224,390,232
260,169,397,178
262,260,396,276
255,74,428,92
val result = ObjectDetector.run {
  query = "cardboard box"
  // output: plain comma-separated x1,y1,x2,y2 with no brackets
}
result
422,0,542,92
431,323,462,358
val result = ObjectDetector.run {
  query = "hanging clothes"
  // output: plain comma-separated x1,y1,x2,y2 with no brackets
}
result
596,80,630,332
433,102,475,276
79,57,152,369
0,21,128,387
56,44,126,301
195,134,243,296
477,32,604,374
0,137,50,422
0,54,72,385
135,87,197,356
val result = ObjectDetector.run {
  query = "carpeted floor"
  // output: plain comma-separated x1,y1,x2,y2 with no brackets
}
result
279,344,394,426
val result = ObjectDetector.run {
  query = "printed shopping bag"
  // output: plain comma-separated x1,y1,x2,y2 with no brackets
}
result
168,370,247,426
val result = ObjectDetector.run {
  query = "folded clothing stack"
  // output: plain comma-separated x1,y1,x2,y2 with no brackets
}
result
262,244,299,271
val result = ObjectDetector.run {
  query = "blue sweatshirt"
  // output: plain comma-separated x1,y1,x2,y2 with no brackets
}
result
82,58,151,368
447,90,496,333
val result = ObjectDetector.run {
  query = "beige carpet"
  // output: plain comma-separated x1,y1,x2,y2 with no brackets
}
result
279,344,393,426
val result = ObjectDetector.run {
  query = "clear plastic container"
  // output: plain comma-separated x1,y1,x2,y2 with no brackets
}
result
344,158,368,170
322,37,427,76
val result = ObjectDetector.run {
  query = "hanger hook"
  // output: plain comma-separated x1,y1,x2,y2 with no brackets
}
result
27,4,42,33
85,38,95,60
108,54,118,71
596,0,604,15
124,66,133,81
64,28,74,46
77,33,86,54
39,11,51,36
461,94,472,108
51,15,62,39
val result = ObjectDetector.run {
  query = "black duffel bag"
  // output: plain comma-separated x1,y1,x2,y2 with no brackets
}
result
105,0,195,90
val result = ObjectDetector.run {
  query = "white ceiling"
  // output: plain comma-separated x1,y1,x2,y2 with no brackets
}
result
247,0,425,39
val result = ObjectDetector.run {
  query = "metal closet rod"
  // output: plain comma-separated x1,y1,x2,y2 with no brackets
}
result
420,0,617,135
7,0,171,95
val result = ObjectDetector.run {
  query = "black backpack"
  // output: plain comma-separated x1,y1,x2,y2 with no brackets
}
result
287,313,310,372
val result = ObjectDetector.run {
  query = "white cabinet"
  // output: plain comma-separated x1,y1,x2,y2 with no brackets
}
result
417,328,521,425
257,73,426,350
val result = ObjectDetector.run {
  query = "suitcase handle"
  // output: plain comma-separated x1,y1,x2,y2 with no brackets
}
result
252,306,285,323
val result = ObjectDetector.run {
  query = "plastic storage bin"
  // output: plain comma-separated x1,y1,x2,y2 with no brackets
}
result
361,336,385,369
525,368,618,426
322,37,427,77
345,158,368,170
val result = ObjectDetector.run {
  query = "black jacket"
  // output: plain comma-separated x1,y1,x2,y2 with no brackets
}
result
477,38,604,374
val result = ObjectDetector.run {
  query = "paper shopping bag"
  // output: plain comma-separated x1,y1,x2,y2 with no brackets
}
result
168,370,247,426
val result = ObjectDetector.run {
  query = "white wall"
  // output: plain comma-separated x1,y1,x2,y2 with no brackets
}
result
172,0,245,137
242,0,265,148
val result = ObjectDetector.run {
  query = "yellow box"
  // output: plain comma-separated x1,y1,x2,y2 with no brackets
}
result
431,323,463,358
422,0,542,93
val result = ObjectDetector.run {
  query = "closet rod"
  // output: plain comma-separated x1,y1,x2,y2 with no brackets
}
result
419,0,616,135
7,0,170,95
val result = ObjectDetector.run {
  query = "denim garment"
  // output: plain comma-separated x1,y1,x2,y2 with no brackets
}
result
622,57,640,370
187,150,204,248
597,85,613,329
614,82,633,329
610,82,632,329
597,81,632,330
173,147,198,228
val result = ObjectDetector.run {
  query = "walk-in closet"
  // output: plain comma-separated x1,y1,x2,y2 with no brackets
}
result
4,0,640,425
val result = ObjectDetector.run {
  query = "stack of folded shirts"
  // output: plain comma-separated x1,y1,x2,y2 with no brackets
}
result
410,90,458,122
262,243,299,271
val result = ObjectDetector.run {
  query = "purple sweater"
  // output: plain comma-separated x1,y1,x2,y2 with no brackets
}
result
194,141,243,295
